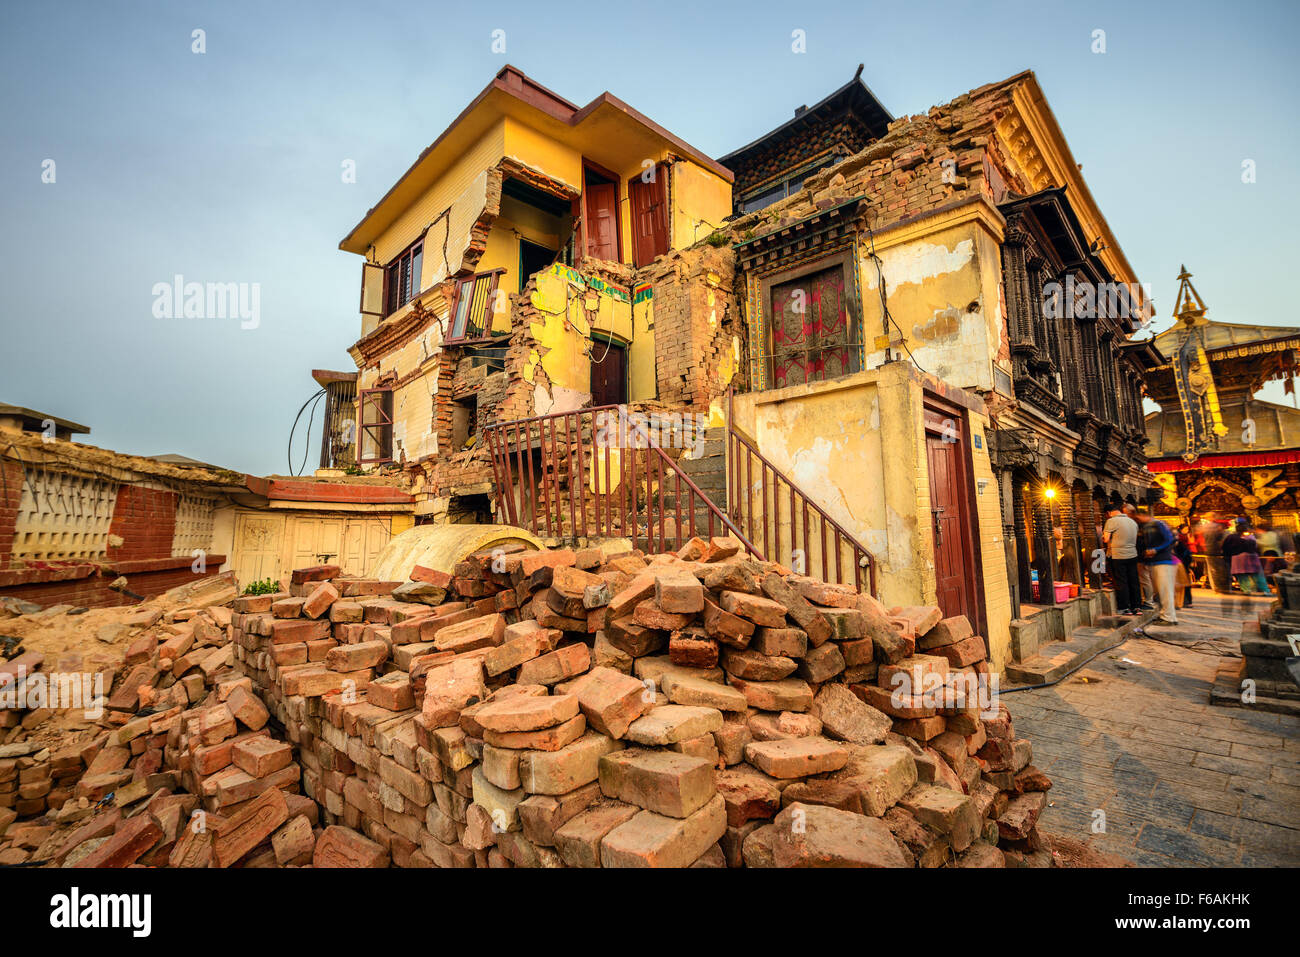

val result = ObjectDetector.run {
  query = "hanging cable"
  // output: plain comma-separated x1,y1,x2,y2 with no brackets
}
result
864,214,929,375
287,388,326,476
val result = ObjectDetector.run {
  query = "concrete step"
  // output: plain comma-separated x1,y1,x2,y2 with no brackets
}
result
683,438,725,459
1005,608,1156,685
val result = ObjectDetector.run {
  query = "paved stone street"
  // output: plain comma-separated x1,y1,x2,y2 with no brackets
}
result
1011,590,1300,866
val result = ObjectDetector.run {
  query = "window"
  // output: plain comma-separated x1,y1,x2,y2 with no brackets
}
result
384,239,424,316
765,261,859,388
357,388,393,465
739,154,844,213
448,270,504,343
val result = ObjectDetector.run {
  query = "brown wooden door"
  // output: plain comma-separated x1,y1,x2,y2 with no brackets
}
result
585,182,620,261
925,416,977,624
590,341,627,406
629,168,668,267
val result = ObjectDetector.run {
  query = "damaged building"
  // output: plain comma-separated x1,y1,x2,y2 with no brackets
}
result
0,408,414,608
332,66,1157,674
338,65,734,527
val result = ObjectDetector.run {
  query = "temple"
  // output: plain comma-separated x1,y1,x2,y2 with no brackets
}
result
1144,266,1300,529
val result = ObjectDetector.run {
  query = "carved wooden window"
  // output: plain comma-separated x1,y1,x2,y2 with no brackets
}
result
766,262,860,388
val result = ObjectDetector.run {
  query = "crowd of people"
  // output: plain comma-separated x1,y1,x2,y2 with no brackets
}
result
1091,506,1292,625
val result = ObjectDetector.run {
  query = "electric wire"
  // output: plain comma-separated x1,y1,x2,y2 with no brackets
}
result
287,388,326,476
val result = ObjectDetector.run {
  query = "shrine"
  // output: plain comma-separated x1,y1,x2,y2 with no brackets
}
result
1144,266,1300,531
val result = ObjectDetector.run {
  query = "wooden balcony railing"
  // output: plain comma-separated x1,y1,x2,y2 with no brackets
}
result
483,405,758,555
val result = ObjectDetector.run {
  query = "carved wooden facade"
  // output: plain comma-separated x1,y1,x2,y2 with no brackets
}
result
999,187,1150,483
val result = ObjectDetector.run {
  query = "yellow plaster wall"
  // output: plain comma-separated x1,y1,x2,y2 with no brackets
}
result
858,216,1003,392
372,120,506,270
524,265,655,414
502,118,583,192
729,364,932,610
965,410,1013,672
730,363,1013,671
356,322,442,465
671,161,732,249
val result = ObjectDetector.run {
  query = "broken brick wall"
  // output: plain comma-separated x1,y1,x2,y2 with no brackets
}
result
644,244,741,412
0,459,22,568
107,486,178,564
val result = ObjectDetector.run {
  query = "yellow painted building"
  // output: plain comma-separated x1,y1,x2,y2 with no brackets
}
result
338,66,732,505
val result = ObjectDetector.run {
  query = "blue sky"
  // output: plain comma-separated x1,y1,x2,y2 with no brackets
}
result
1,0,1297,474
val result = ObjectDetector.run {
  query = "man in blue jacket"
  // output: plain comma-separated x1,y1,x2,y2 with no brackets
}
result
1136,509,1178,625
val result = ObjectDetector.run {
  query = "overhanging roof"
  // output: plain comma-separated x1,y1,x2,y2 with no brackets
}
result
1151,319,1300,361
0,403,89,435
340,66,733,255
717,66,892,170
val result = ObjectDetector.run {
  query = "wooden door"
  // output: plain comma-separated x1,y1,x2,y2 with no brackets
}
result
286,515,344,573
585,182,620,261
629,168,668,267
231,512,285,590
590,341,627,407
924,408,979,626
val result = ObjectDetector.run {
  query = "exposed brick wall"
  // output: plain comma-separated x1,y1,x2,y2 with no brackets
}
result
0,564,211,609
731,116,876,202
106,485,178,563
647,246,737,410
0,460,22,568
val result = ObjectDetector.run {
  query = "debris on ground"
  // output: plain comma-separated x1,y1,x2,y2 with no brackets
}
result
0,540,1056,868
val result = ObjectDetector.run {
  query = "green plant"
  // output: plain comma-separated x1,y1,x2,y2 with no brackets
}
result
705,231,730,248
242,578,280,596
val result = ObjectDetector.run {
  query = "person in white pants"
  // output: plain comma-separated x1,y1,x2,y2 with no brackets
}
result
1135,509,1179,625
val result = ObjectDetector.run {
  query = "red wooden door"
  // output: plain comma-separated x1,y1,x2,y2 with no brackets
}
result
629,169,668,267
590,341,627,407
926,429,975,622
585,182,620,261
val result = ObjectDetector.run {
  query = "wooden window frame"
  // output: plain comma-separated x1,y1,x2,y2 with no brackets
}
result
383,237,425,318
756,250,861,390
357,387,394,465
628,162,670,268
446,269,506,345
581,159,624,264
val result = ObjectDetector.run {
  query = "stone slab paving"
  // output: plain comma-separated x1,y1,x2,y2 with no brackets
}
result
1009,590,1299,867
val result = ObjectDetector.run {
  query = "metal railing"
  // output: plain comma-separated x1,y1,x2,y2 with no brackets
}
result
484,405,758,555
725,389,877,595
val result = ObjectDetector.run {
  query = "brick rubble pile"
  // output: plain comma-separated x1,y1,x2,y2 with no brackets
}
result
1,538,1053,868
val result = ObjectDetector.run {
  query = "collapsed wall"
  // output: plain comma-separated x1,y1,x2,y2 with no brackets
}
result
1,539,1053,868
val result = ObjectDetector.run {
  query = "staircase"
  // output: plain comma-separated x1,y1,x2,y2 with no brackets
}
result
670,426,728,531
1005,596,1157,684
482,407,754,554
483,405,877,593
